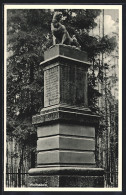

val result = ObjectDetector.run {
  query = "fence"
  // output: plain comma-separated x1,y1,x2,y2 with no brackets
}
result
104,171,118,187
6,134,32,188
6,166,29,187
6,129,118,188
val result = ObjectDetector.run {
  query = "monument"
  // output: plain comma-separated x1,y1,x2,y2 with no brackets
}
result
28,12,104,187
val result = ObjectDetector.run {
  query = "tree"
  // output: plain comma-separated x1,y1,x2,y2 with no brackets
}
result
7,10,52,147
7,9,117,175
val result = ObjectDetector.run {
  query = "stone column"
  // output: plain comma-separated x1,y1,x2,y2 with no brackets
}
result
28,44,104,187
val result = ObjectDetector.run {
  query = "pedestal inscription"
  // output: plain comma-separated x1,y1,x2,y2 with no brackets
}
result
44,65,59,107
60,65,88,107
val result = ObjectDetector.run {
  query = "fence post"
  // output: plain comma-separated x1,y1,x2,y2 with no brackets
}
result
18,168,21,187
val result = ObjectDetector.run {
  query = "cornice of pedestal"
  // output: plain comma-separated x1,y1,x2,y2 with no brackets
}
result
32,104,100,126
40,44,91,69
40,55,91,71
28,166,104,176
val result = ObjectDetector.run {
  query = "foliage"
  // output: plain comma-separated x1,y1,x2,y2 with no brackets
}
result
7,9,117,149
7,9,52,147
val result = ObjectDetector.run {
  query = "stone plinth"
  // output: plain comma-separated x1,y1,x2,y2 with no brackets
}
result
28,167,104,187
28,45,104,187
44,44,88,62
40,45,90,108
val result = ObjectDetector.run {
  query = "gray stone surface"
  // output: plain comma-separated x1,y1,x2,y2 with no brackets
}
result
28,167,104,187
44,44,88,62
32,109,99,126
29,167,104,175
28,175,104,187
59,124,95,137
43,61,88,108
29,45,104,187
37,136,95,151
37,124,59,137
37,150,95,165
41,45,90,108
60,64,88,107
37,124,95,138
44,65,60,107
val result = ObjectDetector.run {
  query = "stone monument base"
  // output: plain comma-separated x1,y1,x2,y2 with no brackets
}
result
28,45,104,188
28,167,104,187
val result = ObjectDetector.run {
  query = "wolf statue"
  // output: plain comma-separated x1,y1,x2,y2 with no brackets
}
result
51,12,81,49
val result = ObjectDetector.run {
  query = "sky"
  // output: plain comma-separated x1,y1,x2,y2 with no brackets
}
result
104,9,119,35
90,9,119,37
105,9,119,22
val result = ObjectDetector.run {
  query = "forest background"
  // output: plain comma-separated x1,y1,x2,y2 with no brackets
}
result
6,8,119,187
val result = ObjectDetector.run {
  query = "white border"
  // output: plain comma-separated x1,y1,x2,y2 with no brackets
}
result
4,4,122,192
118,4,122,191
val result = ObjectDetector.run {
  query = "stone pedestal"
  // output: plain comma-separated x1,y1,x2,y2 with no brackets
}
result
28,45,104,187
